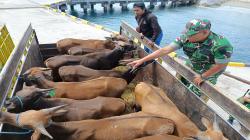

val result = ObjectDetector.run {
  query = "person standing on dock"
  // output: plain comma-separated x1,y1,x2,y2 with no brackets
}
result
133,2,163,53
128,19,233,98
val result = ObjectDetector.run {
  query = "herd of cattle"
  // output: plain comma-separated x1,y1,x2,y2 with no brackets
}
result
0,34,229,140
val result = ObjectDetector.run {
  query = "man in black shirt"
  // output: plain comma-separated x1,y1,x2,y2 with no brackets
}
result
133,2,163,53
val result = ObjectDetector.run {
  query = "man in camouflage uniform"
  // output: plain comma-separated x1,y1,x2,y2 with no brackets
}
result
129,19,233,97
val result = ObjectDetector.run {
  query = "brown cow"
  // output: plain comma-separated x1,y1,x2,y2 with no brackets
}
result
105,33,130,43
58,60,154,83
22,67,127,100
1,106,175,140
67,39,133,55
67,46,110,55
45,45,136,70
58,65,140,83
6,85,125,122
45,55,83,69
58,65,124,82
56,38,116,54
134,82,229,140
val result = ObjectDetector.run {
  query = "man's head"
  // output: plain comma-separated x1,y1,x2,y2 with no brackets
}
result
184,19,211,43
133,2,146,17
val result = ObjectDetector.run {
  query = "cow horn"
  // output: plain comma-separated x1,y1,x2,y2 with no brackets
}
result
23,69,32,76
39,68,51,71
37,88,54,92
213,114,221,131
22,82,28,89
35,123,53,139
41,105,68,116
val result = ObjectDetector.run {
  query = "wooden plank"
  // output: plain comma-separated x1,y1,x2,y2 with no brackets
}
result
120,21,250,131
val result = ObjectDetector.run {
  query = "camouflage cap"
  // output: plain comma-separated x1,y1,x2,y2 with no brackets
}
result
184,19,211,36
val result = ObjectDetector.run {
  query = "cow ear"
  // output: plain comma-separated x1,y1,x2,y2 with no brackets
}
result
23,68,32,76
201,117,213,130
105,37,112,40
42,105,68,116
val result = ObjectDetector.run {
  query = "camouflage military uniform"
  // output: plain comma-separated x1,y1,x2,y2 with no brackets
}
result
170,19,233,96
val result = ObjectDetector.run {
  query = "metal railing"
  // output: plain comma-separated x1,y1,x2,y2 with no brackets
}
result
0,24,36,109
0,25,15,72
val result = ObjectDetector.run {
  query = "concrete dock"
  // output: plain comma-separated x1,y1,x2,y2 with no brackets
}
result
0,0,111,45
0,0,249,135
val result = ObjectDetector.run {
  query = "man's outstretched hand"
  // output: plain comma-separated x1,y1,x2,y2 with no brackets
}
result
127,59,144,69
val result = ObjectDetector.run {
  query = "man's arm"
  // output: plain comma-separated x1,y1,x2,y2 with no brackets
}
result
203,44,233,78
128,45,176,68
201,63,227,78
194,44,233,86
149,16,161,42
128,38,183,68
193,63,228,86
140,46,175,62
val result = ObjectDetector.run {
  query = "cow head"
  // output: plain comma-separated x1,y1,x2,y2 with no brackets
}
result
121,60,155,83
105,33,129,42
5,84,54,112
114,41,136,52
15,105,67,140
196,117,229,140
21,67,52,86
105,34,136,51
104,40,117,50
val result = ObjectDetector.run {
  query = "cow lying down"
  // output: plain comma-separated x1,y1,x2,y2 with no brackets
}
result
22,67,127,100
56,38,116,54
134,82,229,140
0,106,175,140
67,41,133,56
45,45,136,70
58,62,151,83
56,37,133,54
5,85,125,122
